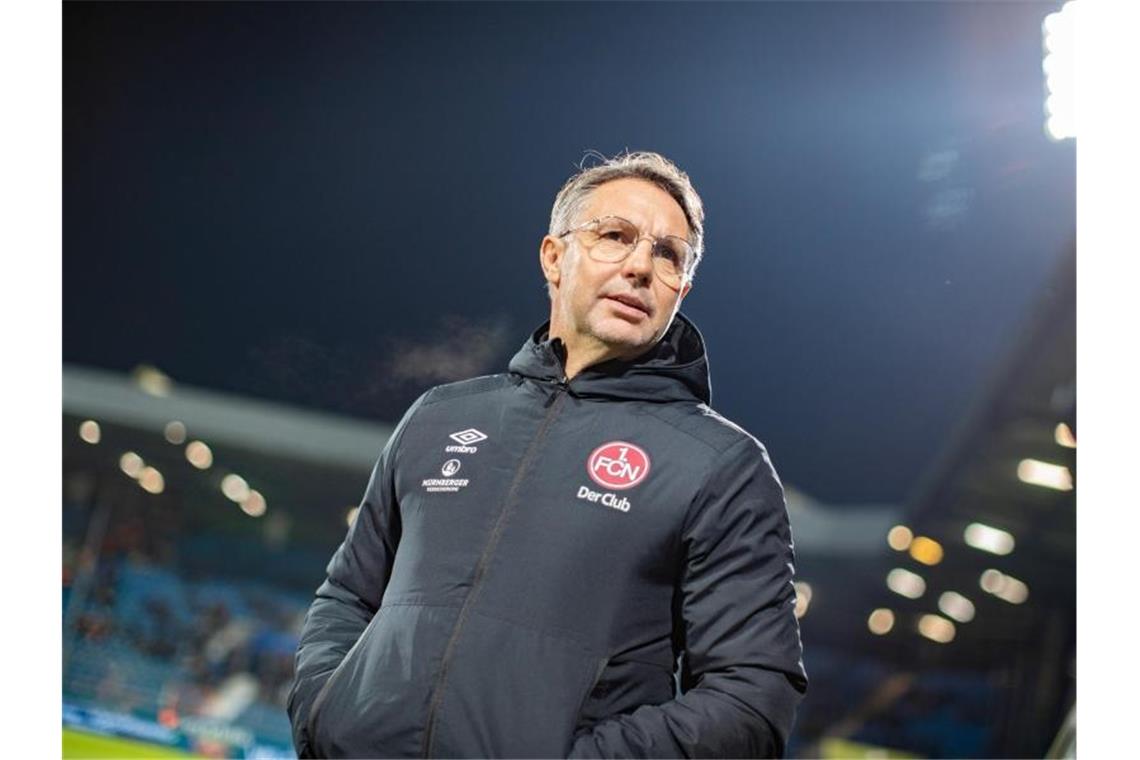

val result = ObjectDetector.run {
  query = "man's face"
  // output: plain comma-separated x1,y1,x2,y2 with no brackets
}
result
541,177,693,363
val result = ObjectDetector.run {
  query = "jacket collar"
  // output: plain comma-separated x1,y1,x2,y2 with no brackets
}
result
507,311,712,405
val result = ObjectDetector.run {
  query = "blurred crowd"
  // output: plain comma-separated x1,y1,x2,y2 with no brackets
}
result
63,505,308,749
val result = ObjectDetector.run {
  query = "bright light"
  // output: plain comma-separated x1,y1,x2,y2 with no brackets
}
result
887,525,913,551
1045,72,1070,99
938,591,976,623
1046,115,1076,142
132,364,173,397
980,568,1006,594
164,421,187,445
794,582,813,619
868,608,895,635
980,569,1030,604
918,614,956,644
185,441,213,470
997,576,1029,605
221,473,250,503
79,420,101,444
345,506,361,528
1041,2,1076,140
139,466,165,495
909,536,944,566
119,452,144,479
241,489,267,517
1055,422,1076,448
964,522,1015,555
1043,28,1063,55
887,568,926,599
1018,458,1074,490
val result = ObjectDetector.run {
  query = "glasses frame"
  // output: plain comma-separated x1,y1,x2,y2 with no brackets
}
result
557,215,694,291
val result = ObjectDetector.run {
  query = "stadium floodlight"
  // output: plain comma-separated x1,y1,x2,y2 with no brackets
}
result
1054,422,1076,448
938,591,976,623
917,614,956,644
241,489,267,517
964,522,1016,555
346,506,361,527
164,421,187,445
1043,10,1063,35
909,536,944,566
1042,1,1077,140
979,569,1030,604
887,525,913,551
221,473,251,503
887,568,926,599
980,568,1006,594
794,582,813,619
139,466,165,495
119,451,144,479
78,420,101,445
1017,458,1074,490
1046,115,1076,143
185,440,213,470
868,608,895,635
132,364,173,397
995,576,1029,605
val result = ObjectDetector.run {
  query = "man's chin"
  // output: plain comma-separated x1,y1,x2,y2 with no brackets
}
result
589,317,659,356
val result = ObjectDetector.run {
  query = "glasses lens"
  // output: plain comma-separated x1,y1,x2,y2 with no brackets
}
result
589,217,639,261
653,238,693,285
579,217,692,289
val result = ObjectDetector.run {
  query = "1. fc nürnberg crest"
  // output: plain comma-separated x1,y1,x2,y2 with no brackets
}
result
587,441,651,490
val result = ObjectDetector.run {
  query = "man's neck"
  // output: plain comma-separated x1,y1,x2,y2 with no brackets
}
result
548,329,626,382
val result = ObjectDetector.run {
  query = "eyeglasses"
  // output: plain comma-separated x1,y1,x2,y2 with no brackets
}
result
558,215,694,290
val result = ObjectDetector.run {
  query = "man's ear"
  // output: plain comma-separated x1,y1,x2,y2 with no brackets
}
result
678,278,693,301
540,235,564,289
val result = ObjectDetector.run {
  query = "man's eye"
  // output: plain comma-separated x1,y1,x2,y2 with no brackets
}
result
656,246,681,264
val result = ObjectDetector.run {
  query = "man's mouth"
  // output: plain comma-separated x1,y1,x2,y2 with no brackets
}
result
604,293,652,318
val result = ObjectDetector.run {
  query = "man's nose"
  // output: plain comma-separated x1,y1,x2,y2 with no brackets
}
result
621,238,655,282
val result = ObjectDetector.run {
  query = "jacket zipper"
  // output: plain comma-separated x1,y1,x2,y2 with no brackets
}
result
421,379,569,757
543,374,568,407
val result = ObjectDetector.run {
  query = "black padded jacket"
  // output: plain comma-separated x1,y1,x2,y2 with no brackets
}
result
287,313,808,758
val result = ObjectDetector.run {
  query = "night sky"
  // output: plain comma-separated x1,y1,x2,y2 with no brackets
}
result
63,1,1075,504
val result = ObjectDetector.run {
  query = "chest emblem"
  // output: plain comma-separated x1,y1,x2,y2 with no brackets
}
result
422,458,470,493
447,428,487,454
587,441,651,490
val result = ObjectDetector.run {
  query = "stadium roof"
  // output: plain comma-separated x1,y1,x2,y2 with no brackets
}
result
64,364,393,471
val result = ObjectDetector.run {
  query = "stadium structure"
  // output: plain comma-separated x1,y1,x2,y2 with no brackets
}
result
62,247,1073,759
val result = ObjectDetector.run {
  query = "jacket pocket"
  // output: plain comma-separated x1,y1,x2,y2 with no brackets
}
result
305,663,343,750
304,609,381,753
309,604,460,758
430,611,609,758
574,658,676,735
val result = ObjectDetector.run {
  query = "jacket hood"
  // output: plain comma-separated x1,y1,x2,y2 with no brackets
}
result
507,311,712,405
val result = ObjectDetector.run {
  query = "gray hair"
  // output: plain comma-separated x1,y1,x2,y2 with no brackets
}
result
548,150,706,277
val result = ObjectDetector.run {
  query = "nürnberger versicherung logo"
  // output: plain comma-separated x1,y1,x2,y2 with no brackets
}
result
422,458,469,493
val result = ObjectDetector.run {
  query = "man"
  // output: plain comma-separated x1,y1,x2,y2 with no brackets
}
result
287,151,808,758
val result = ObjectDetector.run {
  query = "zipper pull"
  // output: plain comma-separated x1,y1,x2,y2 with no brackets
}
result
543,377,568,408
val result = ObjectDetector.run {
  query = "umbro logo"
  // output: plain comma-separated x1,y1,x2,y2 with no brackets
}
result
449,429,488,445
446,428,487,454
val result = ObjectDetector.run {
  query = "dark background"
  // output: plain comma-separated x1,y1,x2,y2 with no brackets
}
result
63,1,1074,505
